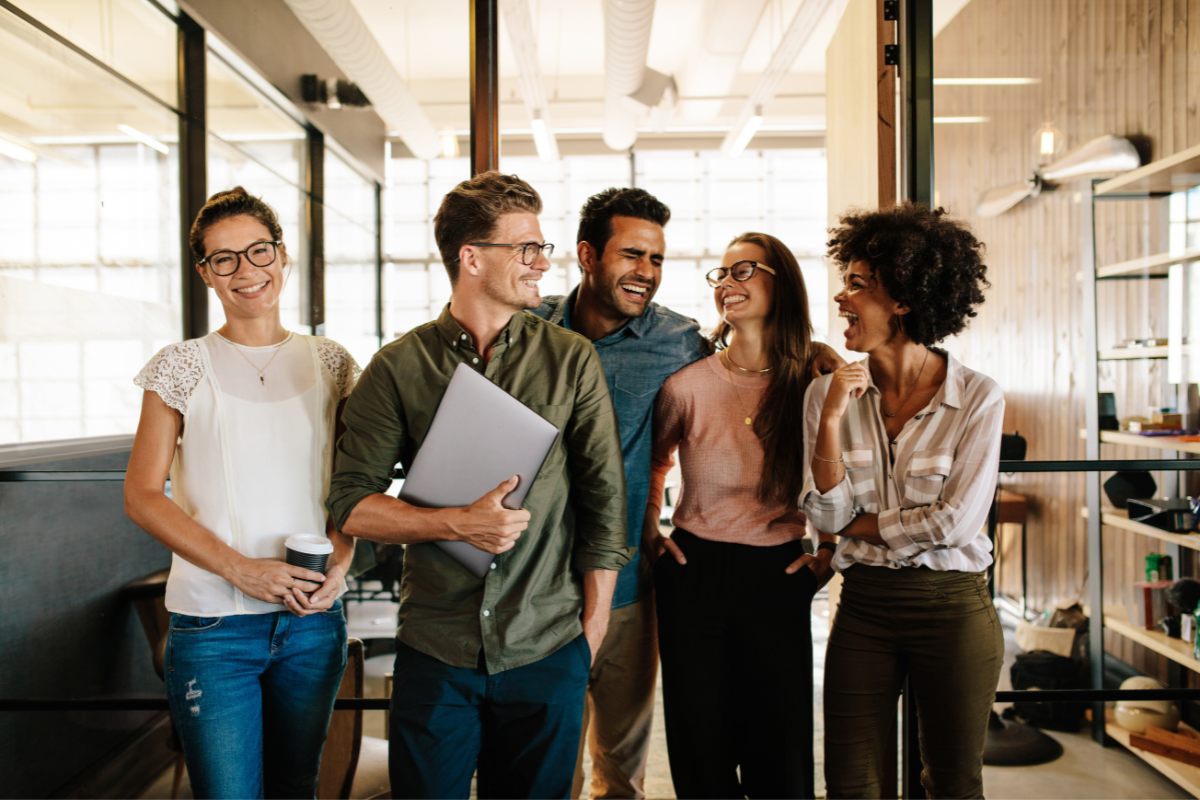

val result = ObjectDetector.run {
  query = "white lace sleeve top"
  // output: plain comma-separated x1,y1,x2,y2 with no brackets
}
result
134,332,361,616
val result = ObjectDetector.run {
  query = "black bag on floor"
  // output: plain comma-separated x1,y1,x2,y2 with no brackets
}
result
1010,650,1086,732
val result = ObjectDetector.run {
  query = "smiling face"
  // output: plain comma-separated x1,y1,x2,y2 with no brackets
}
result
473,211,550,311
835,259,908,352
582,215,665,320
713,241,775,328
197,215,287,322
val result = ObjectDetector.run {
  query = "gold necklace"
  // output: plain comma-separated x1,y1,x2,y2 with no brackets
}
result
222,331,290,387
721,351,758,425
724,349,772,374
881,347,930,418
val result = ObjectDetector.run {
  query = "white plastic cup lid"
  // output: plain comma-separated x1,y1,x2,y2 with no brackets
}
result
285,534,334,555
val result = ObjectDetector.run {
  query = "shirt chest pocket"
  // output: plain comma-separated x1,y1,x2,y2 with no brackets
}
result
904,449,953,505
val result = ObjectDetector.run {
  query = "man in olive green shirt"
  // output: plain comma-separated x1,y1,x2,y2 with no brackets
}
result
326,172,631,799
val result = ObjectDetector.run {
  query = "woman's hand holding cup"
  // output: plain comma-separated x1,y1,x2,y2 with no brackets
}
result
227,557,326,605
284,560,347,616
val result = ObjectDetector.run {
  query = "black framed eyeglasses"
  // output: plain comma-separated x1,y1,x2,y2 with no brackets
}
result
454,241,555,266
706,261,777,288
199,241,281,276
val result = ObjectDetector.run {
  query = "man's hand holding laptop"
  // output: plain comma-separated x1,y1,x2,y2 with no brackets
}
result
446,475,531,555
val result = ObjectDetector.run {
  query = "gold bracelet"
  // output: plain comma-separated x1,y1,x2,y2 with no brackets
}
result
813,453,843,464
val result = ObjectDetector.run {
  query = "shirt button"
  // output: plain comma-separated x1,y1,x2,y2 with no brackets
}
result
489,563,496,570
482,609,490,617
460,333,467,340
472,357,479,364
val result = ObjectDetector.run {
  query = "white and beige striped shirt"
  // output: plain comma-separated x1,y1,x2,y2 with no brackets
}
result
800,350,1005,573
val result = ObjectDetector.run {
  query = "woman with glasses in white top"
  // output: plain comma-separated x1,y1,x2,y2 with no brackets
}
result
125,187,360,799
802,203,1004,799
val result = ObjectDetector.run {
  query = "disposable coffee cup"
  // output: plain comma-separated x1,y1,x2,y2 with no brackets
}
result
285,534,334,575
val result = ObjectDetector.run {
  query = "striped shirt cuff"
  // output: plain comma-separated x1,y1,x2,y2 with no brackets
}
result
878,507,925,559
802,478,856,533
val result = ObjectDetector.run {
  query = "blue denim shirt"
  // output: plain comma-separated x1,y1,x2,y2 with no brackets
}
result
531,289,711,608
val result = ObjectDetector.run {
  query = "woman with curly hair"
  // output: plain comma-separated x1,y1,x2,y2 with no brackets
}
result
802,202,1004,799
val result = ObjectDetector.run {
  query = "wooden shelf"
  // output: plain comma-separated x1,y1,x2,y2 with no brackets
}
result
1105,712,1200,798
1099,346,1175,360
1103,607,1200,672
1098,249,1200,278
1100,508,1200,552
1100,430,1200,454
1096,142,1200,196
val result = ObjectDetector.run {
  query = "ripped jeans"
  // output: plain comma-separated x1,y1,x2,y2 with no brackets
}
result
165,602,347,799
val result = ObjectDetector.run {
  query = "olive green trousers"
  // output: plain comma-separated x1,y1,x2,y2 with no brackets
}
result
824,565,1003,799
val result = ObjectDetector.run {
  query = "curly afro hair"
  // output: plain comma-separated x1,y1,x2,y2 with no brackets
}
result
827,202,990,346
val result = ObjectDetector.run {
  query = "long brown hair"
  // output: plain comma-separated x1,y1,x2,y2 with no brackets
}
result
713,232,815,506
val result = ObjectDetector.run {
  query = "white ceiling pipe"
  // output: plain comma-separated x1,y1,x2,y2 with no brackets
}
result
719,0,838,157
677,0,770,122
500,0,559,161
603,0,656,151
282,0,440,160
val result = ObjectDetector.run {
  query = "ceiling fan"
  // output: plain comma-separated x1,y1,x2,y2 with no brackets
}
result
975,135,1141,217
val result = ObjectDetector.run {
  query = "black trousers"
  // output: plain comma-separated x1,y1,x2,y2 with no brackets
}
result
655,528,818,800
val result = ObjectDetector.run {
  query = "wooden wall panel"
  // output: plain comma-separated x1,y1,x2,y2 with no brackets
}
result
934,0,1198,680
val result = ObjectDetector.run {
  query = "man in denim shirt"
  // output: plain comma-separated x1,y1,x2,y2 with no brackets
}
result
532,188,708,798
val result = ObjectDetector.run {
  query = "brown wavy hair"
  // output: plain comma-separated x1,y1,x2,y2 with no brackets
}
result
433,171,542,285
188,186,283,263
713,232,815,506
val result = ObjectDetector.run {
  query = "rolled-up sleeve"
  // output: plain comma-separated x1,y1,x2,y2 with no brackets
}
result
878,391,1005,558
568,346,634,572
326,356,406,532
800,377,857,533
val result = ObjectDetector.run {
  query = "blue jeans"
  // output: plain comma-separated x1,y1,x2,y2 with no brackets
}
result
388,634,591,799
165,602,348,800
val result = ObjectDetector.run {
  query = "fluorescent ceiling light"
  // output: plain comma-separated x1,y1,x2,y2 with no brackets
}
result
439,134,460,159
933,78,1040,85
934,116,990,124
727,105,764,158
118,124,169,154
0,139,37,163
214,132,306,143
531,112,555,162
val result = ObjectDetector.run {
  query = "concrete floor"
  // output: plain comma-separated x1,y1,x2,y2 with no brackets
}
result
140,590,1193,799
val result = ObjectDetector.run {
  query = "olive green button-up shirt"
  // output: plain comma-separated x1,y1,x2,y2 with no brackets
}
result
326,305,632,673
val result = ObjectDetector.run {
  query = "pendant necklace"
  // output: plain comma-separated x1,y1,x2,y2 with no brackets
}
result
225,331,289,386
722,350,759,425
881,347,930,418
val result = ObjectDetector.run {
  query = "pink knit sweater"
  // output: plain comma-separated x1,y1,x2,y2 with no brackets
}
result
648,354,807,545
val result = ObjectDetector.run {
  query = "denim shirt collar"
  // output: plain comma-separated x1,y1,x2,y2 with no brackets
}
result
549,287,652,343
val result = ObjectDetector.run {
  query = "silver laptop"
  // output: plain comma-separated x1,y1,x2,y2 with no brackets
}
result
398,362,561,577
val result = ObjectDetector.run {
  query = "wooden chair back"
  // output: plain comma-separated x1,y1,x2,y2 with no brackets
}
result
318,637,365,799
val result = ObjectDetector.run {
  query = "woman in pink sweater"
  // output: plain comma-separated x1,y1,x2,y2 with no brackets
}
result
644,232,838,799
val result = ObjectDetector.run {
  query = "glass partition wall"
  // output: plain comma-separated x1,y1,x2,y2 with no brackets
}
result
0,3,384,447
0,3,181,443
384,148,830,342
931,0,1200,729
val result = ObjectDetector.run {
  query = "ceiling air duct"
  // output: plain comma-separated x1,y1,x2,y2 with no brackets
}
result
282,0,440,160
603,0,656,151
